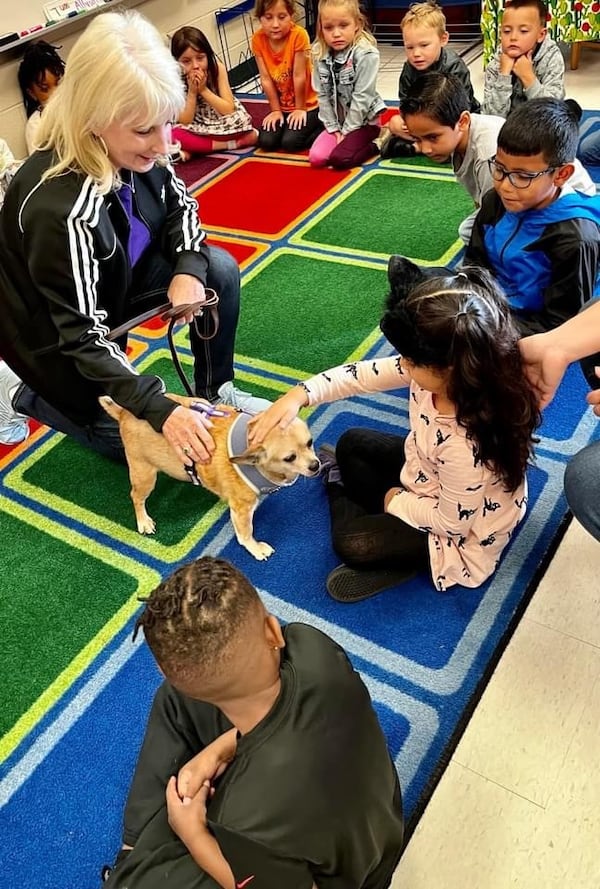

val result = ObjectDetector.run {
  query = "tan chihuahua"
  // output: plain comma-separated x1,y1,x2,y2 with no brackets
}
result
100,394,320,560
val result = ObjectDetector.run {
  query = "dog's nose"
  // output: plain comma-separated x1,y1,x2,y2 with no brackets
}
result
308,459,320,474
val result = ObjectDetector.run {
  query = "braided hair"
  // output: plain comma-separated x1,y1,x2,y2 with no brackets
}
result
135,557,261,681
18,40,65,117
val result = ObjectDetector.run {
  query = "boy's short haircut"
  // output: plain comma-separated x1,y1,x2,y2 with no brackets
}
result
503,0,548,26
400,72,470,127
254,0,296,16
497,97,579,166
401,0,447,35
134,557,261,680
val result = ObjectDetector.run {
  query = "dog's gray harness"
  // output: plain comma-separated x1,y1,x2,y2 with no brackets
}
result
184,409,290,496
227,412,291,496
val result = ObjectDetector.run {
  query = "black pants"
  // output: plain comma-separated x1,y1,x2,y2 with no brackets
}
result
14,245,240,463
258,108,322,152
328,428,429,571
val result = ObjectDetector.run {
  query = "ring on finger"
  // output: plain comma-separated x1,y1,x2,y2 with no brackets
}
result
182,446,191,456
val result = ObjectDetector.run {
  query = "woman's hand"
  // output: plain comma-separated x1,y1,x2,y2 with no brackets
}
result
262,110,284,132
287,109,307,130
167,274,207,325
248,386,308,444
518,333,570,409
162,405,215,465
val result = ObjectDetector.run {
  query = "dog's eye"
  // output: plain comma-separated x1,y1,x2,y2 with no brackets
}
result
283,453,297,463
307,438,313,448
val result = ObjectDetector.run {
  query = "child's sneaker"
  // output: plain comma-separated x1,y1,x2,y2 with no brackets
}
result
0,361,29,445
214,380,272,415
326,564,418,602
380,137,417,160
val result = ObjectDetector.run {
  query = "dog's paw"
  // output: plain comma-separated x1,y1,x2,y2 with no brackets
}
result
137,516,156,535
249,541,275,561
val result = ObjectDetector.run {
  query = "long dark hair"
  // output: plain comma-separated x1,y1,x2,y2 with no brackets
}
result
18,40,65,118
380,265,540,491
170,27,219,94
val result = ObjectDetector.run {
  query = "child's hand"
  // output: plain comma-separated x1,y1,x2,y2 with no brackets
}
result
186,72,199,95
499,52,515,76
288,109,307,130
166,776,210,846
335,131,344,144
177,744,230,800
388,113,411,139
248,386,308,444
512,52,535,88
384,487,404,510
195,68,208,94
262,110,284,131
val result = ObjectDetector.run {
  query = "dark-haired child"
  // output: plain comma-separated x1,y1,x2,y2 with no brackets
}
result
170,27,258,160
251,265,540,602
104,557,404,888
466,97,600,334
17,40,65,154
381,1,480,160
401,73,595,244
482,0,564,118
251,0,322,153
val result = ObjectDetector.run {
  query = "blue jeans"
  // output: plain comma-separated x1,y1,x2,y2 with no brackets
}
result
13,245,240,463
564,440,600,542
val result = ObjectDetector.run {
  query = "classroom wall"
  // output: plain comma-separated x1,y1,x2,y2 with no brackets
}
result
0,0,258,157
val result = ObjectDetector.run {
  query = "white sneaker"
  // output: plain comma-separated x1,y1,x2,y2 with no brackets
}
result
0,361,29,445
214,381,272,415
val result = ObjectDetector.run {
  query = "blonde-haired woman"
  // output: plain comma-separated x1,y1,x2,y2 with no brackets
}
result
0,11,269,459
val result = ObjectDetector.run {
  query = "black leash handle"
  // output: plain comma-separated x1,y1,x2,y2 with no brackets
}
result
108,288,220,396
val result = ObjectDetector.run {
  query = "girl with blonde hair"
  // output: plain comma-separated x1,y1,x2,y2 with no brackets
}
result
310,0,386,168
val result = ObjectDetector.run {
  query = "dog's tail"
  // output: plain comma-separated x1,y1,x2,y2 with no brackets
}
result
98,395,123,421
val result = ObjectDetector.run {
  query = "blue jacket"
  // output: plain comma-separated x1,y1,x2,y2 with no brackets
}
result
466,187,600,333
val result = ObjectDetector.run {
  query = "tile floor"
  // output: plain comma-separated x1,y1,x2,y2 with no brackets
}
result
373,43,600,889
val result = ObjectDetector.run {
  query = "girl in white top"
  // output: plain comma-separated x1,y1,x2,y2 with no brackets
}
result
170,27,258,161
250,262,540,602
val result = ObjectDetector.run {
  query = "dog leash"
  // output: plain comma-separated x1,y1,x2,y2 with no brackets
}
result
108,289,219,396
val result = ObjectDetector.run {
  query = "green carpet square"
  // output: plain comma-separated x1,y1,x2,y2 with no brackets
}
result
237,249,387,373
0,508,140,736
295,170,473,262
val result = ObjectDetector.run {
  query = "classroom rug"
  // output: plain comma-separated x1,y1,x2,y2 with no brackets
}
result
1,130,599,889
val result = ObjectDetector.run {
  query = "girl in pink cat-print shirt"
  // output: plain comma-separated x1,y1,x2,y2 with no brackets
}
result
250,263,540,602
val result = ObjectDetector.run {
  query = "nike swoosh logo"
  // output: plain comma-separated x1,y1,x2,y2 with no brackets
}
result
236,877,256,888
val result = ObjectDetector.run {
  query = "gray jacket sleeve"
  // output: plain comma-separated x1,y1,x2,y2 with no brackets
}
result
482,53,512,116
342,47,382,134
525,41,565,100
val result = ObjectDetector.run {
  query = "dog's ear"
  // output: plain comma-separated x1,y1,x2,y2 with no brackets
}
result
387,254,427,289
230,446,265,467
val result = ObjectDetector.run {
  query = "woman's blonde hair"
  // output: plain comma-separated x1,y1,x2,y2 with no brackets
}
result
37,10,185,193
313,0,376,58
401,1,447,36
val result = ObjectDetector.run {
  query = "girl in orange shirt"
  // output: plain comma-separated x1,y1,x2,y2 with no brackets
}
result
252,0,323,152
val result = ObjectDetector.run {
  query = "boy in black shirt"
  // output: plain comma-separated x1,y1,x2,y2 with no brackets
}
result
104,557,404,889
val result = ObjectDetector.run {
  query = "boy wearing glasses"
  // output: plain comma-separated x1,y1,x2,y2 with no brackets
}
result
400,75,594,246
465,97,600,334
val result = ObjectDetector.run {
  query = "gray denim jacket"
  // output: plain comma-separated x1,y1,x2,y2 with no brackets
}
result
314,38,386,136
